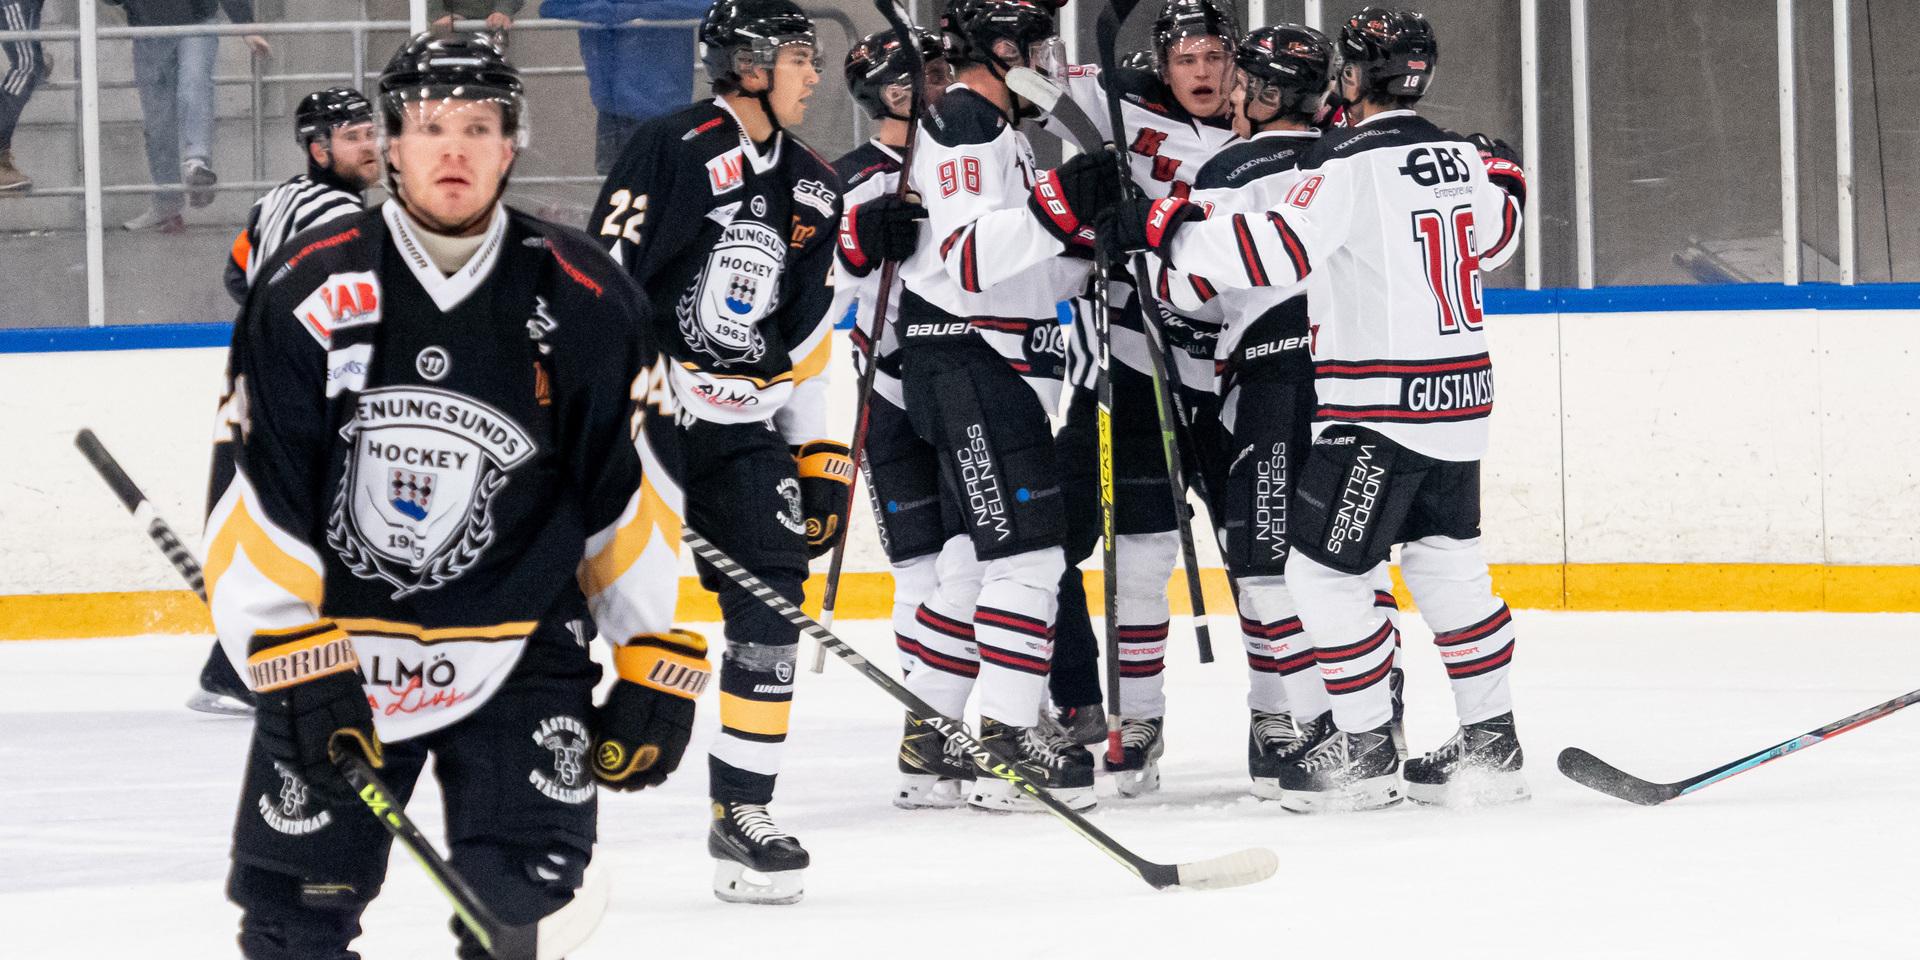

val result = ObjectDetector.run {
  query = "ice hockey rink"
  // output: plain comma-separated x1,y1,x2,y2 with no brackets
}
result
5,610,1917,958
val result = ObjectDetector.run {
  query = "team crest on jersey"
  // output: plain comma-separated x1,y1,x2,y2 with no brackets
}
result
327,386,537,598
679,219,782,364
529,716,595,804
293,270,382,347
259,761,332,835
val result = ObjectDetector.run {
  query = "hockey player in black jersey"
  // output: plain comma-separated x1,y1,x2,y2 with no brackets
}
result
190,87,382,719
586,0,844,904
208,34,703,958
1033,0,1241,796
1110,7,1529,812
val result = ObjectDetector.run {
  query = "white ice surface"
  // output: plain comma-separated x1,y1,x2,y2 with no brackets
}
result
4,611,1920,958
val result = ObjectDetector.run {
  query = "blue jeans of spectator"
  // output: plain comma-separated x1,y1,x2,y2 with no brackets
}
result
595,111,644,176
0,0,47,152
131,19,217,214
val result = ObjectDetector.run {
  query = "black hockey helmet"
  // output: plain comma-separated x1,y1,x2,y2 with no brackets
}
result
1237,24,1338,123
846,27,947,121
294,87,373,147
1337,7,1437,100
1118,50,1155,72
699,0,818,88
940,0,988,61
1151,0,1236,74
377,32,525,138
958,0,1060,75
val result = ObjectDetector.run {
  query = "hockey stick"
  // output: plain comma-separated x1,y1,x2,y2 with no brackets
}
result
1558,688,1920,806
73,429,609,960
685,527,1278,891
812,0,930,674
1005,65,1125,762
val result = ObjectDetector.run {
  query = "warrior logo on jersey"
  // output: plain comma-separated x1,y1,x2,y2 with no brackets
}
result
293,270,382,347
679,219,783,364
259,761,332,835
327,386,537,598
530,715,595,805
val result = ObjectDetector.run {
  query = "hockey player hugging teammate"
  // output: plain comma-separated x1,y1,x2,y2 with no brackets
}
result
1112,7,1529,812
205,34,704,958
587,0,844,904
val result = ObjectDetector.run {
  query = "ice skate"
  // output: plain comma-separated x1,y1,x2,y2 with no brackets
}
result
966,718,1096,812
1405,712,1529,807
895,715,975,809
709,802,808,904
1248,711,1321,800
1047,701,1108,746
1277,721,1403,813
1389,666,1407,761
186,647,255,717
1107,717,1164,797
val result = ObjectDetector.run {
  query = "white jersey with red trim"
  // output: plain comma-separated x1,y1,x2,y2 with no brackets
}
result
1055,63,1239,202
897,82,1092,413
1160,110,1524,461
830,139,909,409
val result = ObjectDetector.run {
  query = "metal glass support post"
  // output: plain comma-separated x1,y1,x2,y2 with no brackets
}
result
251,54,265,182
353,24,367,93
1570,0,1593,288
79,0,105,327
1520,0,1541,290
1833,0,1854,284
1777,0,1799,285
1304,0,1321,29
1245,0,1265,29
409,0,426,34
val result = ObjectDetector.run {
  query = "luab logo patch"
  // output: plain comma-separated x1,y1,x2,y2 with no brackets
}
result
293,270,382,347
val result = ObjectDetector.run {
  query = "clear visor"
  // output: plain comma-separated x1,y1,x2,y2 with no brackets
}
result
742,39,824,74
383,86,522,142
1024,36,1065,79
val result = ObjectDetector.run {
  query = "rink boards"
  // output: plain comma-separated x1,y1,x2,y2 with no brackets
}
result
3,289,1917,637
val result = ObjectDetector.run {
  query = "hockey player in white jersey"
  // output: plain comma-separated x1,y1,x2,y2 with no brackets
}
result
189,86,381,719
876,0,1108,811
826,28,982,807
1034,0,1241,795
1109,7,1527,811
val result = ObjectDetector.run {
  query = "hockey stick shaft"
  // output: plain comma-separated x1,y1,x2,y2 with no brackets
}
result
1559,687,1920,805
72,429,591,960
1091,4,1214,664
684,527,1275,890
813,0,929,674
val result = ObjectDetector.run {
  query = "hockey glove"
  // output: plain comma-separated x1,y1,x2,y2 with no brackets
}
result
246,622,382,806
1029,148,1125,245
794,439,855,557
593,630,710,791
1103,196,1205,261
839,193,927,277
1469,133,1528,207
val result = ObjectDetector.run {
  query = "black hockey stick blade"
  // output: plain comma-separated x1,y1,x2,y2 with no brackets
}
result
683,528,1278,891
1006,67,1104,151
74,430,609,959
1558,687,1920,805
338,756,610,960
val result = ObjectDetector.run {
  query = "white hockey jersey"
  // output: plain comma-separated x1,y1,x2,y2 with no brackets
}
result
830,139,911,409
898,83,1092,413
1160,110,1523,461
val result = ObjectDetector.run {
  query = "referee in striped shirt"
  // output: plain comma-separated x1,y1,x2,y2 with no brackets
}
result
190,87,378,716
219,87,379,304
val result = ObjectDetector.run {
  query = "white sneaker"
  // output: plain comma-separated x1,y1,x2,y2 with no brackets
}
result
123,206,184,232
182,157,217,208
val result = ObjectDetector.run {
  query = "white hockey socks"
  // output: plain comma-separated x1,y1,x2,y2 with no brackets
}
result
901,536,983,721
973,546,1066,729
1236,574,1328,720
889,553,940,676
1114,531,1178,719
1286,551,1400,733
1401,536,1516,724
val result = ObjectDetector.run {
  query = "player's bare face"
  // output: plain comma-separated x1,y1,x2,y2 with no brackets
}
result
767,45,821,128
327,122,381,190
391,99,513,233
1165,36,1232,119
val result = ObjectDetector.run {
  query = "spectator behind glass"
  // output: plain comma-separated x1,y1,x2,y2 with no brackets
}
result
430,0,524,34
104,0,270,232
0,0,48,192
540,0,707,174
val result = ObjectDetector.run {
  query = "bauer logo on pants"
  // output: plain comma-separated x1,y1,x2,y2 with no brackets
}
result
679,219,781,364
530,716,595,805
328,386,536,598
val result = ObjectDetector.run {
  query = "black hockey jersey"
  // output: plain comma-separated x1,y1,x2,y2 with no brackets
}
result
204,200,685,741
223,168,364,303
829,139,910,409
588,97,843,443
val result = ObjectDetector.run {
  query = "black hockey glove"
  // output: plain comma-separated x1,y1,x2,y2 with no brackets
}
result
247,622,383,806
1468,133,1528,207
794,439,855,557
838,193,927,277
1102,196,1205,261
1029,148,1125,245
593,630,710,791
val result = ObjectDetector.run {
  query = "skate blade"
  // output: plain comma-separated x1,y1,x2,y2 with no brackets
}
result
1110,761,1161,798
712,859,804,905
894,774,970,810
1249,777,1284,801
1406,769,1531,808
966,778,1096,813
1278,774,1404,814
186,690,255,717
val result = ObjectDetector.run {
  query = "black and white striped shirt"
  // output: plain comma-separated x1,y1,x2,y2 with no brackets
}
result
223,172,364,303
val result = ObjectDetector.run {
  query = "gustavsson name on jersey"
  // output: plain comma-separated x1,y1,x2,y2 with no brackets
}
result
589,97,842,441
1162,110,1524,462
203,201,685,741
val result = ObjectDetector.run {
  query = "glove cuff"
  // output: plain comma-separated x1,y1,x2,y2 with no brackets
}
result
613,630,711,700
1029,169,1081,242
1144,197,1198,252
837,202,873,274
245,621,356,693
795,440,855,486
